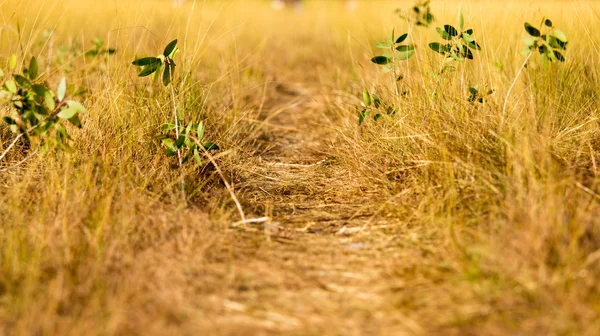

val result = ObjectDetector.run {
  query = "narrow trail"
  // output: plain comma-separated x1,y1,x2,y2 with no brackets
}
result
229,80,428,334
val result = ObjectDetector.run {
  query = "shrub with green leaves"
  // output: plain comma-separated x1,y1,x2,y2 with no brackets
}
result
1,55,88,151
132,39,219,169
358,89,398,126
370,29,414,97
521,18,567,66
132,39,179,86
396,0,435,27
428,10,481,71
371,29,415,72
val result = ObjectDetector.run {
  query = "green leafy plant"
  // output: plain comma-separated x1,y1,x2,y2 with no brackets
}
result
371,29,415,95
85,37,116,57
396,0,435,27
132,39,179,86
132,39,220,198
1,55,88,156
157,120,219,167
358,88,398,126
521,18,567,67
467,85,494,104
428,10,481,72
502,17,567,123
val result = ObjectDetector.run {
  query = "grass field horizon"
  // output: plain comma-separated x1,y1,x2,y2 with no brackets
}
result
1,0,600,334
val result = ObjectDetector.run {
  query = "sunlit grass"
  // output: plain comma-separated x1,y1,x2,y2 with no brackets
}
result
1,0,599,334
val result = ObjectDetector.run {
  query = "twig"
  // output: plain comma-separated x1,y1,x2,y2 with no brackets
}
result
194,138,246,223
167,59,185,199
0,147,39,173
0,133,23,163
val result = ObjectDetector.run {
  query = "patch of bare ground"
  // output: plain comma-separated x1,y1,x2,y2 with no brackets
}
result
195,78,440,335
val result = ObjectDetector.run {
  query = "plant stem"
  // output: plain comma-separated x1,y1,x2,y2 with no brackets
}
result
502,52,533,124
0,134,23,163
391,45,399,97
0,147,39,173
168,63,185,199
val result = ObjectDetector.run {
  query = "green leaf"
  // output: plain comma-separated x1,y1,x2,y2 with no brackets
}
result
436,27,452,40
138,63,160,77
373,113,382,121
466,40,481,51
68,114,82,128
0,68,4,78
8,54,17,70
459,9,464,30
31,84,47,97
358,109,370,126
371,56,390,65
522,35,537,47
396,45,415,52
45,91,55,111
444,25,458,37
29,56,38,80
540,52,549,67
469,87,478,95
57,77,66,101
67,100,88,114
465,48,474,60
202,141,219,150
85,50,99,57
395,33,408,44
545,19,553,27
372,94,381,108
14,75,32,87
197,121,205,139
375,42,392,49
554,50,565,62
428,42,447,54
547,36,566,50
397,49,415,60
5,80,16,93
162,63,175,86
56,107,77,119
521,46,533,56
362,88,371,106
552,29,567,42
524,23,541,37
441,66,456,73
175,135,185,148
132,57,160,66
163,39,178,57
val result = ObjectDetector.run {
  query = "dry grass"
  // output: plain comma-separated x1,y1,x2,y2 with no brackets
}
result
1,0,599,335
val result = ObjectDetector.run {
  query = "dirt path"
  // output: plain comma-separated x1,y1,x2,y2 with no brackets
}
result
219,81,428,335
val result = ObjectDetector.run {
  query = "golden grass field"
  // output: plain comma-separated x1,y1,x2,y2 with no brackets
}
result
1,0,600,334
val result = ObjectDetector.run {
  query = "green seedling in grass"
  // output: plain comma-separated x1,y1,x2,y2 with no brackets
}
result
521,17,567,67
157,120,219,168
1,55,88,154
396,0,435,27
428,10,481,72
467,85,494,104
502,18,568,123
132,39,179,86
371,29,415,96
358,88,398,126
85,37,116,57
